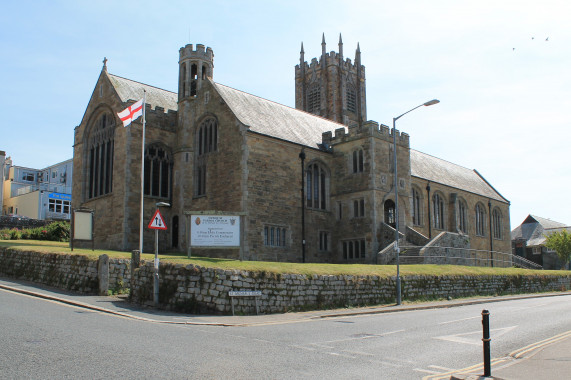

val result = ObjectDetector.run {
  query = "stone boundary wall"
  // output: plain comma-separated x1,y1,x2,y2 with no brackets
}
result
0,248,129,294
130,261,571,315
1,248,570,315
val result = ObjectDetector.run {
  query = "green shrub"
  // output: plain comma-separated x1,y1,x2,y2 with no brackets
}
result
9,228,21,240
0,222,69,242
46,221,70,242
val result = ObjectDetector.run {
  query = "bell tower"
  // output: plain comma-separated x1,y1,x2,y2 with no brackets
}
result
295,34,366,127
178,44,214,101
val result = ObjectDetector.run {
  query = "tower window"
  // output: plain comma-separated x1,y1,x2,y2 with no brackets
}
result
194,118,218,197
347,85,357,113
307,83,321,114
352,148,364,173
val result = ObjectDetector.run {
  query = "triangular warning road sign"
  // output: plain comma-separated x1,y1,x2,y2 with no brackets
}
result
148,209,167,230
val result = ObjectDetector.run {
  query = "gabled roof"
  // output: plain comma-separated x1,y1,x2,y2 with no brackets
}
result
523,215,567,229
511,214,569,246
410,150,508,203
107,73,178,112
212,82,345,148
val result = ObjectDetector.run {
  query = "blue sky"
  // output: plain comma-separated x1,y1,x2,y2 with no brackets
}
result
1,0,570,227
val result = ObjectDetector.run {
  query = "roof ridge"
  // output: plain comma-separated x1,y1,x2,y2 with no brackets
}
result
212,81,347,128
108,72,176,95
411,149,474,172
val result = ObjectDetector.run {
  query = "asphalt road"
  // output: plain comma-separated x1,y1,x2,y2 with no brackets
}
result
2,288,571,379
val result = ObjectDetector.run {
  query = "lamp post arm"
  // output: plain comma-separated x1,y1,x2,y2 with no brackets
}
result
394,104,424,123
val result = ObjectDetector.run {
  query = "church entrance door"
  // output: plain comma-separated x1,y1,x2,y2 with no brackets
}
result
384,200,396,228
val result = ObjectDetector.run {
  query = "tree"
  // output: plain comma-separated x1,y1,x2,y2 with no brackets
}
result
544,229,571,269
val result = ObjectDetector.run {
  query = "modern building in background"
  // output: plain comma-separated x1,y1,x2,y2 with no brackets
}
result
0,151,5,215
2,157,73,221
71,36,511,260
511,215,570,270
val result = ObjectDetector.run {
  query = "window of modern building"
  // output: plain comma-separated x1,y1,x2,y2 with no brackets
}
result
88,112,115,199
458,199,468,233
144,144,172,199
412,187,422,226
475,203,486,236
49,198,71,215
22,171,35,182
342,239,366,260
194,118,218,197
319,231,329,251
352,148,364,173
492,208,502,239
432,193,445,230
353,198,364,218
264,225,287,247
306,162,328,210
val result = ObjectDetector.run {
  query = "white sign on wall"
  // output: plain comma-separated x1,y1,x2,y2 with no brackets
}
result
190,215,240,247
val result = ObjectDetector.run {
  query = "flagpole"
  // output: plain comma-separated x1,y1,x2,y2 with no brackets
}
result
139,90,146,253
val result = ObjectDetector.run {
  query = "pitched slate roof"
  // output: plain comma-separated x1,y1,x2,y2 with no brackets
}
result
212,82,345,148
511,215,569,246
107,73,178,112
410,150,508,203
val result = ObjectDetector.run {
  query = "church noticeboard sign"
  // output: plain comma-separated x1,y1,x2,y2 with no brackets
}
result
190,215,240,247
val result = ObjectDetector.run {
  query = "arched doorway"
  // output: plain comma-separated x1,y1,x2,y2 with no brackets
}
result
172,215,179,248
384,200,396,228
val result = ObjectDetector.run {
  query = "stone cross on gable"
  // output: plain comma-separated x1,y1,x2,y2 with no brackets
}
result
103,57,108,71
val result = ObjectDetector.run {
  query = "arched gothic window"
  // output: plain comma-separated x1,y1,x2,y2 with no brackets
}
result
195,118,218,196
492,208,502,239
475,203,486,236
432,193,445,230
458,198,468,233
306,162,328,210
144,144,172,199
352,148,364,173
88,113,115,199
412,187,422,226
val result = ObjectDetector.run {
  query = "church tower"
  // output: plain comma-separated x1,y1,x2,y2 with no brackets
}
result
178,44,214,101
295,34,366,127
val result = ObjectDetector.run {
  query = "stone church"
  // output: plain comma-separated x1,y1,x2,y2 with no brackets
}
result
72,35,511,262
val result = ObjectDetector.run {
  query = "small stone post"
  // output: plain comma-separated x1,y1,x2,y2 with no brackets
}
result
130,250,141,300
98,254,109,296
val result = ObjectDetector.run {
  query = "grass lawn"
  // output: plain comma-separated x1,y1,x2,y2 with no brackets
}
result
1,240,569,278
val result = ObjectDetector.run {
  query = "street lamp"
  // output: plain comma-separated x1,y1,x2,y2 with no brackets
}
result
393,99,439,305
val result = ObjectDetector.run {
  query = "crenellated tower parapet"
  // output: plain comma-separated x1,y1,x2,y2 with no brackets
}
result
322,120,409,148
178,44,214,101
295,34,366,127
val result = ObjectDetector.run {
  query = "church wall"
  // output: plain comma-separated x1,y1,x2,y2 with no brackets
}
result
324,121,412,263
243,134,336,263
174,83,246,258
410,177,511,254
72,74,131,250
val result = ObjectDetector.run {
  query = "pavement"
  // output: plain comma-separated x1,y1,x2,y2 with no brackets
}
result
1,277,570,379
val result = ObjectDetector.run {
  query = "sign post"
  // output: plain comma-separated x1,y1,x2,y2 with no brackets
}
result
148,207,167,306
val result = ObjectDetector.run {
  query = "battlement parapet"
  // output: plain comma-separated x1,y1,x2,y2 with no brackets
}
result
321,120,409,147
295,52,363,76
179,43,214,62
